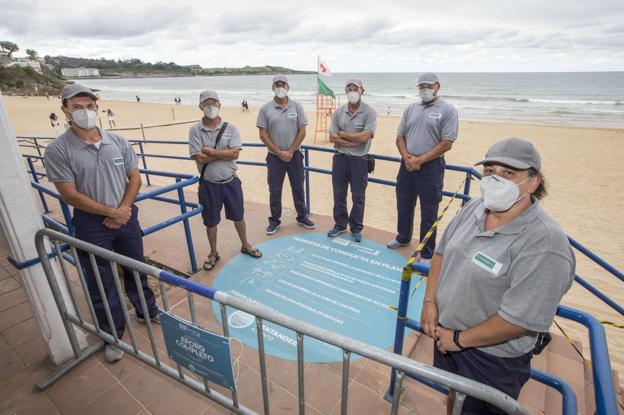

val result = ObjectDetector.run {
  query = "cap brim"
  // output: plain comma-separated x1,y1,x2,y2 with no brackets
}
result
474,157,532,170
65,91,97,101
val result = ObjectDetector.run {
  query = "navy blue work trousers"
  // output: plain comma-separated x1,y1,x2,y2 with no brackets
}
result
72,205,158,338
266,150,308,225
332,153,368,233
395,157,445,259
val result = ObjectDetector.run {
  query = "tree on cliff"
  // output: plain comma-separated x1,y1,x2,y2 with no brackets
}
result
0,41,19,58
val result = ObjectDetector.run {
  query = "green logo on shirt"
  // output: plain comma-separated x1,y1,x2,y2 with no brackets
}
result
287,112,297,118
112,157,124,166
428,113,442,119
471,251,503,276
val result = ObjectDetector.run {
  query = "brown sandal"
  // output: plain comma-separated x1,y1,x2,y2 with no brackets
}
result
241,245,262,258
203,253,220,271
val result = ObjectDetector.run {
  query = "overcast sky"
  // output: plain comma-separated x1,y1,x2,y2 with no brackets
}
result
1,0,623,72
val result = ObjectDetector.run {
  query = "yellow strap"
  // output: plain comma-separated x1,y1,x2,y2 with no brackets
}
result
600,320,624,329
554,319,592,369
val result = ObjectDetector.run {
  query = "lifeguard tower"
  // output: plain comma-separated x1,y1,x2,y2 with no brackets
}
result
314,58,336,143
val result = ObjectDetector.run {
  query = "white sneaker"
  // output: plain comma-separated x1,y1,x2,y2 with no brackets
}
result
387,239,410,249
104,345,124,363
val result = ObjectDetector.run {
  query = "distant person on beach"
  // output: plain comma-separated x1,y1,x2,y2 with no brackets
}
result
327,79,377,243
49,112,59,128
49,112,61,134
189,90,262,271
257,75,315,235
387,72,458,267
420,138,575,415
386,106,391,116
44,84,159,364
136,95,141,103
106,109,116,128
241,99,249,112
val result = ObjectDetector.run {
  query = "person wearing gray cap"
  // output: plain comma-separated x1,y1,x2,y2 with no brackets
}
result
327,79,377,243
257,74,315,235
189,90,262,271
420,138,575,414
387,72,459,266
44,83,159,363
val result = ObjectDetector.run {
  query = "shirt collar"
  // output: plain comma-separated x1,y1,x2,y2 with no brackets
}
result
67,126,108,150
200,118,224,132
273,98,292,110
420,97,443,108
474,197,540,235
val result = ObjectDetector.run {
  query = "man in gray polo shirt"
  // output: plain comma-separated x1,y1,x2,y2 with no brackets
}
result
388,73,458,266
189,90,262,271
257,75,315,235
420,138,575,414
44,84,159,363
327,79,377,243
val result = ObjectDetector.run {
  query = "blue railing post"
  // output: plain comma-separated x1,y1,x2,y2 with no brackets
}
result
137,142,151,186
27,156,50,213
34,137,43,158
384,267,413,401
176,178,198,273
59,200,74,236
462,172,472,206
557,305,618,415
304,148,311,215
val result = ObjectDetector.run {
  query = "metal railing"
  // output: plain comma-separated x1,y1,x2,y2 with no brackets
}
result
35,228,529,415
13,151,203,273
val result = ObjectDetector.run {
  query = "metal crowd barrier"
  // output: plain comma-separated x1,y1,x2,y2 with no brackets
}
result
387,262,619,415
35,228,528,415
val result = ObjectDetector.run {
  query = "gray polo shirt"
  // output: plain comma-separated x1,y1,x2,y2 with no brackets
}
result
434,197,575,358
397,97,458,156
256,98,308,154
189,120,243,183
44,127,138,208
329,102,377,157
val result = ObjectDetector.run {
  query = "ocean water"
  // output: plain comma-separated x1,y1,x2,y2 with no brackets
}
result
77,72,624,128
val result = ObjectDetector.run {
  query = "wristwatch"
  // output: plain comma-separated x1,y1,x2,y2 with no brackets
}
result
453,330,467,351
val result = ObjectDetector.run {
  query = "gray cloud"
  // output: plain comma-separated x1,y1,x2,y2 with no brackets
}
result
0,0,622,71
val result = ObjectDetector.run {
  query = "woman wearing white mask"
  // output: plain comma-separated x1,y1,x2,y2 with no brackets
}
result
419,137,575,415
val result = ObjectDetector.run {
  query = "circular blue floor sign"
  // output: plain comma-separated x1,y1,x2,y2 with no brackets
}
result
211,233,425,363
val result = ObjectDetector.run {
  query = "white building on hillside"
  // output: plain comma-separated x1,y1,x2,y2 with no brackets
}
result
61,67,100,78
6,58,43,74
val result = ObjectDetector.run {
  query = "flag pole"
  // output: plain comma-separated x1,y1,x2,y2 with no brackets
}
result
315,54,320,143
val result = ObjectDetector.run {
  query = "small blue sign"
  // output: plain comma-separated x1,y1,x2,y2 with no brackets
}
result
212,233,425,363
161,312,236,390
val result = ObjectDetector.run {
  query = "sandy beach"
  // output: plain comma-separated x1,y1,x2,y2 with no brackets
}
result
4,95,624,380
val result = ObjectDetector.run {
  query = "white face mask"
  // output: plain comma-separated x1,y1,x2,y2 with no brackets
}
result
71,109,98,130
480,175,531,212
203,105,219,119
274,87,288,99
347,91,361,104
419,87,435,103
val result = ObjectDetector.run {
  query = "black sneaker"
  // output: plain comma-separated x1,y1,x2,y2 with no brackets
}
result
297,217,316,229
265,223,280,235
327,227,347,237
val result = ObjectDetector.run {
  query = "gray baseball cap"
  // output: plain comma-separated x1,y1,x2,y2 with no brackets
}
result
272,75,289,85
199,90,219,104
61,84,97,103
345,78,363,88
475,138,541,171
417,72,440,85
